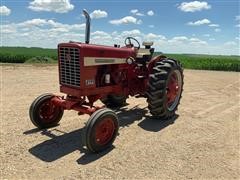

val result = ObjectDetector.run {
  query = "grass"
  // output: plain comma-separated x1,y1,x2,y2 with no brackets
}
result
0,47,239,71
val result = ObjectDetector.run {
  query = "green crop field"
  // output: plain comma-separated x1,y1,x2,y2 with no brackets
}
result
0,47,57,63
0,47,239,71
155,53,240,72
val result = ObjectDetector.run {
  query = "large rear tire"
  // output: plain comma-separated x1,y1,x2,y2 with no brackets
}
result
29,93,64,129
146,58,183,119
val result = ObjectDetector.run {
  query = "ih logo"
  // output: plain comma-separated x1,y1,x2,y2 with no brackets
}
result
65,49,71,62
65,53,71,62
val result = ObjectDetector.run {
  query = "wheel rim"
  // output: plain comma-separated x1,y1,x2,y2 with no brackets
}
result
166,70,182,111
39,99,59,123
95,117,115,145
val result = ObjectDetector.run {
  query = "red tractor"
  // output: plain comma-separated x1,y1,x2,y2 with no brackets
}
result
29,10,183,153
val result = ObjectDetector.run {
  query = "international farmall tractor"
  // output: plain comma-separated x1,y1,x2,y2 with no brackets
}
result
29,10,183,153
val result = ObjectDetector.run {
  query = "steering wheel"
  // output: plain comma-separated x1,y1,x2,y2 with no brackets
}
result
124,37,140,49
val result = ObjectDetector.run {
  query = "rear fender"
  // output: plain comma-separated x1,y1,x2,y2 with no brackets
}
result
148,55,167,73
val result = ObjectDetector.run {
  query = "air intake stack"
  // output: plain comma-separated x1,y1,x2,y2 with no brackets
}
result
83,9,91,44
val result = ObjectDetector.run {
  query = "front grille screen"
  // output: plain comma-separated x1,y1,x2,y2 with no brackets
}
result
59,47,80,87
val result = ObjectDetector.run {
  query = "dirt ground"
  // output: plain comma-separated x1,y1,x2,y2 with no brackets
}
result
0,64,239,180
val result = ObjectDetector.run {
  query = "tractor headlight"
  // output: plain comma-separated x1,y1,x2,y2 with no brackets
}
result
126,57,134,65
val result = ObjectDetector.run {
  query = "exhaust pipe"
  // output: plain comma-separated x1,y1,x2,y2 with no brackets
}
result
83,9,91,44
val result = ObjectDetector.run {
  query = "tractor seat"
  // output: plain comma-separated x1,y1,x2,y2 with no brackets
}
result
137,41,154,58
142,41,153,49
143,41,153,46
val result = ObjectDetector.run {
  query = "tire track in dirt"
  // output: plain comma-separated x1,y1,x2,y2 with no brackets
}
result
195,102,226,116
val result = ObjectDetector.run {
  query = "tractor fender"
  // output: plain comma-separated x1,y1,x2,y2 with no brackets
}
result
148,55,167,73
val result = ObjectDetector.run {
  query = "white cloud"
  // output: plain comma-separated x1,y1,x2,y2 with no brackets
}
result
111,33,237,55
91,31,112,42
178,1,211,12
50,28,69,33
170,36,188,42
1,18,85,35
147,10,154,16
95,29,166,47
188,18,211,26
17,19,86,32
168,36,188,44
109,16,142,25
1,21,239,55
1,24,16,33
189,37,207,45
214,28,221,32
90,10,108,19
236,15,240,21
130,9,138,14
167,36,207,46
0,6,11,16
235,15,240,28
121,29,142,37
209,38,215,41
224,41,237,46
19,19,48,27
1,18,86,48
28,0,74,13
136,12,145,16
91,31,109,36
137,20,143,24
130,9,145,16
209,24,219,27
145,33,166,40
203,34,210,37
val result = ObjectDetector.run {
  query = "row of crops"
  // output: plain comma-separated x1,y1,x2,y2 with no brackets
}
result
0,47,57,63
164,53,240,72
0,47,239,71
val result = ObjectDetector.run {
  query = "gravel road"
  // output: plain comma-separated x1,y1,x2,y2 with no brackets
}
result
1,65,239,179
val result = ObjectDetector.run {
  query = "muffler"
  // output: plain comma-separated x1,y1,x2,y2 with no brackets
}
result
83,9,91,44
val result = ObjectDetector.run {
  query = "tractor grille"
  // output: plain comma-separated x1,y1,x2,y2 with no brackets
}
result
59,47,80,87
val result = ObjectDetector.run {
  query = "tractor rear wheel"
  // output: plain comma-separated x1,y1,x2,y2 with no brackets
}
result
101,94,127,108
84,108,119,153
146,58,183,119
29,93,64,129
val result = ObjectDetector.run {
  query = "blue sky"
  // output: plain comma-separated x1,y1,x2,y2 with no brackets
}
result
0,0,239,55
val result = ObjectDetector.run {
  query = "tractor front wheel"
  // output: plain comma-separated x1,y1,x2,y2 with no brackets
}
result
146,58,183,119
84,108,119,153
29,93,64,129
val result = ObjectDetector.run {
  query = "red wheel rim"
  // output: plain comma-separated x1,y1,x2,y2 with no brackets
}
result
95,117,115,145
39,100,58,123
166,71,181,111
